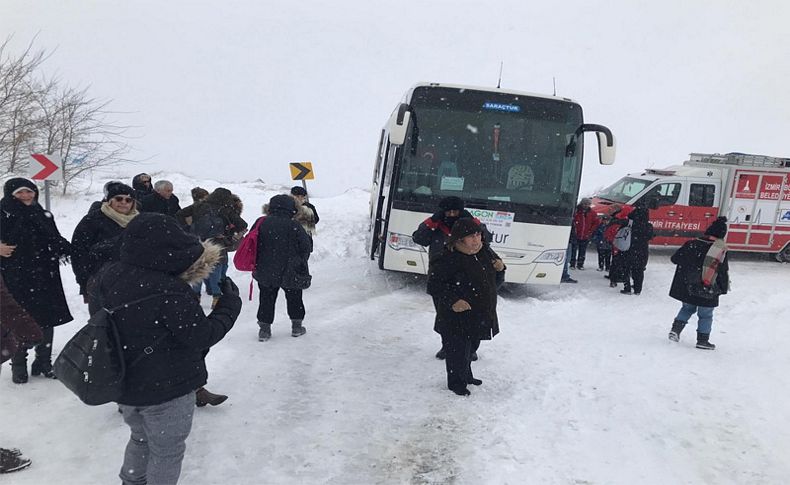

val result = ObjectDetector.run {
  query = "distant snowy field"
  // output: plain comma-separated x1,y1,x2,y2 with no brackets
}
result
2,174,789,484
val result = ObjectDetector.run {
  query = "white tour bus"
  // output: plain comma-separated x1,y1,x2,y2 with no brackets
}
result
367,83,616,284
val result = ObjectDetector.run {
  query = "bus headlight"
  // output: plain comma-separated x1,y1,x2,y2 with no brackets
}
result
387,232,426,252
533,249,565,265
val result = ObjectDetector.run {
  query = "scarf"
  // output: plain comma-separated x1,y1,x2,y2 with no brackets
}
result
701,237,727,286
100,202,139,228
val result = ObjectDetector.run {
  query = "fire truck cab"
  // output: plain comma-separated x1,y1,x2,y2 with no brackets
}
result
592,152,790,262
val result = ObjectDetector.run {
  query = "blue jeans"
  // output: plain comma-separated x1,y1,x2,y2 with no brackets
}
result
205,262,228,296
675,302,714,334
119,393,195,485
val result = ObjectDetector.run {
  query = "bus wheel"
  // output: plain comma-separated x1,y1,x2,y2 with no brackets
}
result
776,244,790,263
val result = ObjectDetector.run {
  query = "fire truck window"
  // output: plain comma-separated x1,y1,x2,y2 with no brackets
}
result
689,184,716,207
644,182,681,207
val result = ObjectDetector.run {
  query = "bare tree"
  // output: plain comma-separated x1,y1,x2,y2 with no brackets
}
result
0,36,52,173
1,36,135,192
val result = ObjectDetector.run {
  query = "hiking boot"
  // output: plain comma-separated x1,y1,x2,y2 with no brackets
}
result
696,332,716,350
577,265,585,270
467,377,483,386
195,387,228,407
668,319,686,342
561,276,578,284
435,348,446,360
291,320,306,337
31,359,56,379
620,288,632,295
449,385,470,396
0,448,31,474
258,322,271,342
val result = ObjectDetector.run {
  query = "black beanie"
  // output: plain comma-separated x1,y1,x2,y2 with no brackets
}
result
439,196,464,211
121,213,204,275
269,194,297,215
291,186,307,197
704,217,728,239
447,217,482,245
3,178,38,200
106,183,135,201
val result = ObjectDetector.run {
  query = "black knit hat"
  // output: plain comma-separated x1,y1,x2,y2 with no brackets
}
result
3,178,38,200
447,217,482,245
291,186,307,196
121,213,204,275
704,216,728,238
269,193,297,215
106,183,135,201
439,196,464,211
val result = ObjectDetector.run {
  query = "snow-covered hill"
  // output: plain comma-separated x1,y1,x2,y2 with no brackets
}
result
2,175,789,484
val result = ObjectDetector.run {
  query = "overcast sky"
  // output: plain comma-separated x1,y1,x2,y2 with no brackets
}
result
4,0,789,196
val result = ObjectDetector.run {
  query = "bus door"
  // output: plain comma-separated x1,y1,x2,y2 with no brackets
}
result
637,179,685,245
369,131,395,260
686,178,721,237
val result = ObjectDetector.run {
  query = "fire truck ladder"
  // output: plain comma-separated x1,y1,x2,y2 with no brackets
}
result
688,152,790,168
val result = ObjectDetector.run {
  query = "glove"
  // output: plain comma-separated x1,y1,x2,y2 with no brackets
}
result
220,277,239,297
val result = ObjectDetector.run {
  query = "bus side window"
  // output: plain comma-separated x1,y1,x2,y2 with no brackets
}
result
689,183,716,207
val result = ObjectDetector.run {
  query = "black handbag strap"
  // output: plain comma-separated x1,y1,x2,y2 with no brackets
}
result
101,291,186,370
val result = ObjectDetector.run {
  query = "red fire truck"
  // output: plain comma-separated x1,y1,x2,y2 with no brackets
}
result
591,152,790,262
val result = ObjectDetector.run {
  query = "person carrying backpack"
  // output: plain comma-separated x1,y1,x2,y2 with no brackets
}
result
91,213,241,484
621,201,654,295
667,217,730,350
191,188,248,307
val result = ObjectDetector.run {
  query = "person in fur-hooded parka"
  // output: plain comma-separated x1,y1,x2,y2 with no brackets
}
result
92,213,241,484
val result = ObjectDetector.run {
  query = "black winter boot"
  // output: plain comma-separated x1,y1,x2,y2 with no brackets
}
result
696,332,716,350
668,320,686,342
435,348,446,360
10,353,28,384
291,320,306,337
258,322,272,342
0,448,32,474
30,360,56,379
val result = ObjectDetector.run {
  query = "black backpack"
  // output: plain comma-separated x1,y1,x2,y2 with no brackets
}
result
53,293,173,406
191,205,226,241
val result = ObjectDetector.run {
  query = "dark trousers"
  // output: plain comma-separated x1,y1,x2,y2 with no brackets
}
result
625,266,645,293
256,283,305,324
570,239,590,268
597,248,612,270
440,332,479,390
11,326,54,366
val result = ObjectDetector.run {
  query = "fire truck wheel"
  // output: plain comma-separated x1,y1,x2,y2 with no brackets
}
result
776,244,790,263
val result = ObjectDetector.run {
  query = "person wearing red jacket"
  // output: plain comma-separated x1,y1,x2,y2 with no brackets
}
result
569,198,601,270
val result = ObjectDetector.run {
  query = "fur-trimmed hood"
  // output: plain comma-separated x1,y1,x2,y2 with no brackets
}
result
179,240,223,285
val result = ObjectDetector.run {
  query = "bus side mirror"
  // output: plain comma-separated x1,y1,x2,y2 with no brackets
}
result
580,124,616,165
387,103,411,146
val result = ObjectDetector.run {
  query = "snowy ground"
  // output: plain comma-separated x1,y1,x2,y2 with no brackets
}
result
2,176,789,484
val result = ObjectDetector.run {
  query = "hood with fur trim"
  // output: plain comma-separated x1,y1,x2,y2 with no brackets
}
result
179,240,223,285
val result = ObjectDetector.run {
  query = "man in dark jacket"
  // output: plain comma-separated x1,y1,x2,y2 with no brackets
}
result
93,213,241,485
131,173,153,202
140,180,181,216
667,217,730,350
413,196,493,360
254,194,313,341
621,202,654,295
427,218,503,396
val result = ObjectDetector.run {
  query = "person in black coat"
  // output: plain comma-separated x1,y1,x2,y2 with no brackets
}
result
621,203,654,295
667,217,730,350
0,178,72,383
140,180,181,216
412,196,492,263
92,212,241,484
72,183,139,303
254,194,313,341
131,173,153,202
190,188,248,304
427,218,503,396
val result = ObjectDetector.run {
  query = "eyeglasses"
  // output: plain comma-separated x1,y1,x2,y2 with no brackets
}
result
141,179,151,184
112,196,134,203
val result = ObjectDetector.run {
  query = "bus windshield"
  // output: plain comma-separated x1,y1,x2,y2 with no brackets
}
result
393,86,584,223
596,176,654,203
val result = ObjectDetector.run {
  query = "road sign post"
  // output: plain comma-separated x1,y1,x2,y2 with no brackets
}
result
28,153,63,211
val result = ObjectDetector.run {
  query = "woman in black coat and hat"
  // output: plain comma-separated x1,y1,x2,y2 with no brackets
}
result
427,218,504,396
621,202,654,295
0,178,72,383
71,183,139,308
667,217,730,350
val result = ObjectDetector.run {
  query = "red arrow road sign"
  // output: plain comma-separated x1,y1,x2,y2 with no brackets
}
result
30,154,60,180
